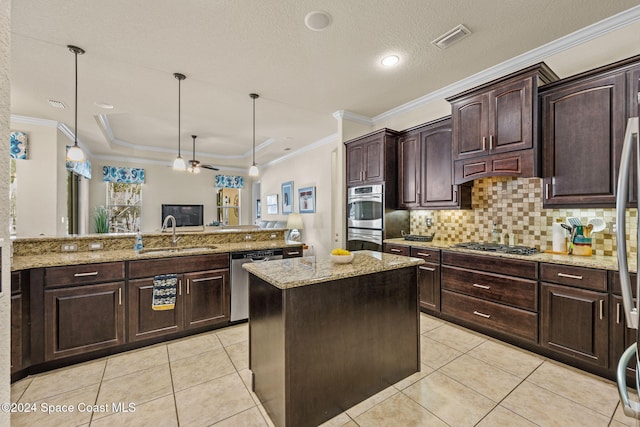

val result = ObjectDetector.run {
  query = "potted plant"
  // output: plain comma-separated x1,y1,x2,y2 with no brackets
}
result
94,206,110,233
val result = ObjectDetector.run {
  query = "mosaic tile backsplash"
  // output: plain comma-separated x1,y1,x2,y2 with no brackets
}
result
410,177,638,257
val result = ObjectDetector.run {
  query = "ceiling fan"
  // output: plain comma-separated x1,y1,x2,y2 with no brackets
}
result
187,135,219,173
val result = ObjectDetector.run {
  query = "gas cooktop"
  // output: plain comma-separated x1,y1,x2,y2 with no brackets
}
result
453,242,538,256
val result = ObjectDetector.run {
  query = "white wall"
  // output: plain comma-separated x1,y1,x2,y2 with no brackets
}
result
88,160,251,233
9,120,62,236
260,140,339,256
1,0,12,421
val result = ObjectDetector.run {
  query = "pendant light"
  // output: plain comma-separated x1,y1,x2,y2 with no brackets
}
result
248,93,260,177
172,73,187,171
66,45,86,162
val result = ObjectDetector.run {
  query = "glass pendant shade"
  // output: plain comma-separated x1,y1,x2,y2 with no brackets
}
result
173,156,186,170
67,144,85,162
248,164,259,177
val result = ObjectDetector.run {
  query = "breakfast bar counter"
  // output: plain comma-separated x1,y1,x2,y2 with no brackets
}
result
243,251,424,427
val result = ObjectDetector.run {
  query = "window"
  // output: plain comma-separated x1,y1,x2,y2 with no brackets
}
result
107,182,141,232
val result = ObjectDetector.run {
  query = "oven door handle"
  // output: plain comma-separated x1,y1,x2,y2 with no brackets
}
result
348,233,382,245
349,195,382,202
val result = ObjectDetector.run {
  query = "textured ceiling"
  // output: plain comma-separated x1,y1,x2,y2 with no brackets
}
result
9,1,640,172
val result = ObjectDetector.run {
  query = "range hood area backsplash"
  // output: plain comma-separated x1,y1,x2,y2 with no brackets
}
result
409,176,637,257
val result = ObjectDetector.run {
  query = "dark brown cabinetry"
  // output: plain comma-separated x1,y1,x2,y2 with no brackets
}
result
345,129,400,195
411,247,440,313
11,272,25,374
383,243,410,256
448,63,557,184
283,246,304,258
127,254,229,342
539,263,608,368
441,251,538,342
610,271,637,377
398,118,471,209
541,56,640,207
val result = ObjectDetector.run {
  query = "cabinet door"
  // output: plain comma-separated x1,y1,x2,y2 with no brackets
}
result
452,92,489,160
540,283,608,368
627,66,640,206
397,132,420,208
489,77,533,154
611,294,637,377
184,270,229,329
421,123,457,207
11,294,22,373
44,281,125,360
363,135,384,183
418,263,440,312
542,72,626,206
128,277,184,342
346,142,364,186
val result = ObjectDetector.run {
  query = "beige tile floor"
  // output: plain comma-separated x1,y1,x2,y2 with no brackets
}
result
10,313,638,426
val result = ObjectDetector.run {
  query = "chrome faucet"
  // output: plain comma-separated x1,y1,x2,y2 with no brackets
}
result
161,215,181,247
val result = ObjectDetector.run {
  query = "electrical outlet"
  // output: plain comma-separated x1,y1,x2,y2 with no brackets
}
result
89,242,103,250
611,222,617,233
425,217,433,227
61,243,78,252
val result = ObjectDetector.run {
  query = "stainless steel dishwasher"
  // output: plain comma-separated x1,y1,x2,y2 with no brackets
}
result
230,249,283,321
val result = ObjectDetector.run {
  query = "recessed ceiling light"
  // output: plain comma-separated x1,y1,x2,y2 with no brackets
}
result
284,147,291,151
381,55,400,67
94,101,114,109
48,99,67,109
305,11,332,31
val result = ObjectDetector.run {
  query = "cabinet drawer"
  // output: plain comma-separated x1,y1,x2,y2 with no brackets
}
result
442,251,537,279
539,263,607,291
410,247,440,263
283,247,303,258
610,270,637,297
442,290,537,342
442,266,537,311
384,244,410,256
128,254,229,279
45,262,125,288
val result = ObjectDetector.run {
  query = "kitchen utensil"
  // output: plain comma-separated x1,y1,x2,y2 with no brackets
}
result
560,223,572,233
567,217,582,227
587,217,606,234
585,224,593,237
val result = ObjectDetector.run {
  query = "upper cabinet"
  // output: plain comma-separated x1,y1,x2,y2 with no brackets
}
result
398,117,471,209
345,128,400,190
448,63,558,184
541,56,640,207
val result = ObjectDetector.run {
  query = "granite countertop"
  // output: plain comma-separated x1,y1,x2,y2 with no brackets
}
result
383,238,636,272
242,250,425,290
11,240,302,271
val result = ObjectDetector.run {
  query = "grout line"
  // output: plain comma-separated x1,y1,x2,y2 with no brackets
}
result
165,344,181,427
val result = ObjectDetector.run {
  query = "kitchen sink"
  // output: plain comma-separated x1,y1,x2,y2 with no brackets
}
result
136,245,217,255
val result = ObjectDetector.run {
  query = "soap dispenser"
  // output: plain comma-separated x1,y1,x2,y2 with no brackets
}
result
491,222,500,244
134,230,143,252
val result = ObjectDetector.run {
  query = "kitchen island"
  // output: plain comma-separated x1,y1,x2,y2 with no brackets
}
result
243,251,424,427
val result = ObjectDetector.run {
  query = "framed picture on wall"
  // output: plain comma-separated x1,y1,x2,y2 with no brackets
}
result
266,194,278,215
298,186,315,213
281,181,293,214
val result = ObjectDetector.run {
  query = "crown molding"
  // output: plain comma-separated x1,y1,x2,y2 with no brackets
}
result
263,133,339,170
11,114,58,127
372,5,640,123
332,110,373,126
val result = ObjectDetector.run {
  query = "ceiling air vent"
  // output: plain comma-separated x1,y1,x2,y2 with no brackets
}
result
432,24,471,50
48,99,67,109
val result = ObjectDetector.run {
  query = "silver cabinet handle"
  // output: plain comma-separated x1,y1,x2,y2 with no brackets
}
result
419,266,435,272
473,310,491,319
600,300,604,320
287,251,300,255
557,273,583,280
178,279,182,296
617,302,621,324
416,252,431,257
472,283,491,290
545,183,550,199
489,134,494,150
390,248,402,253
454,189,458,203
74,271,99,277
187,279,190,295
118,288,122,305
482,137,486,151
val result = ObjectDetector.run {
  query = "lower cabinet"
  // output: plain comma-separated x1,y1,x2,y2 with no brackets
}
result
44,281,126,360
410,247,440,313
610,271,637,377
11,272,23,374
128,254,230,342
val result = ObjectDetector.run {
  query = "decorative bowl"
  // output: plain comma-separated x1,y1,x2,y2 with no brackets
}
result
330,253,354,264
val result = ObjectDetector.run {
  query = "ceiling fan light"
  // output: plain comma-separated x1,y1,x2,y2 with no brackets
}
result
248,164,259,177
173,156,186,171
193,165,201,174
66,144,85,162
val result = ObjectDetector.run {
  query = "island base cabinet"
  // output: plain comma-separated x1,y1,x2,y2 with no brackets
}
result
249,268,419,427
540,283,608,369
44,281,125,361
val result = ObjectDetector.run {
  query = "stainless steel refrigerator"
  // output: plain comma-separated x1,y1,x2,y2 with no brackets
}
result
616,115,640,420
